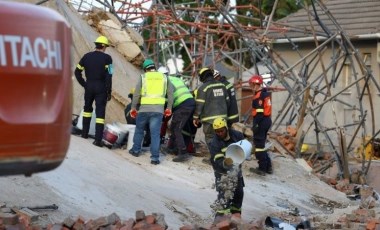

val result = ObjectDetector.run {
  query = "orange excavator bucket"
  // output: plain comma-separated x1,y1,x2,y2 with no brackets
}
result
0,1,72,176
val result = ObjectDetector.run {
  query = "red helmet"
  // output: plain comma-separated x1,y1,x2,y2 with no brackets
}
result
249,75,263,85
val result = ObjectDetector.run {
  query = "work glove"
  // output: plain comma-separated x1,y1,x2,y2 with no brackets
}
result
193,118,200,127
223,157,234,170
130,109,138,118
164,109,172,118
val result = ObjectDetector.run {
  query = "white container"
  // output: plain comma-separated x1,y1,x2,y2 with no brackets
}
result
225,139,252,164
127,124,136,151
114,122,135,133
112,122,131,145
103,124,122,145
76,109,96,136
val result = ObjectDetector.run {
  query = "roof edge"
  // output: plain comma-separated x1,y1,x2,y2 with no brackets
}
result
273,33,380,44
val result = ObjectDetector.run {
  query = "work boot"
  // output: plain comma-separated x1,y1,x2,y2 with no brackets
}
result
92,140,103,147
250,167,266,176
172,153,191,162
81,133,88,139
151,160,160,165
129,149,140,157
161,146,177,155
202,158,211,165
267,167,273,174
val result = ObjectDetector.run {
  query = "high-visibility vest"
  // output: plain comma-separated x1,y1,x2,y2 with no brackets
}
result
169,76,193,108
141,72,167,105
251,89,271,117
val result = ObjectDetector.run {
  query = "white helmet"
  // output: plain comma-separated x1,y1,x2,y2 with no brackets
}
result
158,66,169,76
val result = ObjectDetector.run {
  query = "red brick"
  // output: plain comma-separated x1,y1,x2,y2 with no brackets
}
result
367,219,378,230
215,220,230,230
179,225,194,230
0,212,19,225
286,126,297,137
354,208,369,216
145,215,156,225
133,220,147,229
120,226,133,230
146,224,165,230
72,220,85,230
122,218,135,230
47,224,64,230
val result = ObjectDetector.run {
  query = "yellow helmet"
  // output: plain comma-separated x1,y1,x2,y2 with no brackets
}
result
198,67,213,82
199,67,210,75
95,36,109,46
130,88,135,95
213,117,227,130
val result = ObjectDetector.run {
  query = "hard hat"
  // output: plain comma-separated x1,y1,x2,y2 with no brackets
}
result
142,59,155,70
199,67,211,75
213,117,227,130
213,69,221,78
94,36,109,46
198,67,213,82
158,66,169,75
301,144,309,153
249,75,263,85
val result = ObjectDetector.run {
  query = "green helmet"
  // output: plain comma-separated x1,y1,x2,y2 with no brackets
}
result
142,59,155,70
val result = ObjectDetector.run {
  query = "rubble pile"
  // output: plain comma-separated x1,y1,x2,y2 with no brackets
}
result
0,205,265,230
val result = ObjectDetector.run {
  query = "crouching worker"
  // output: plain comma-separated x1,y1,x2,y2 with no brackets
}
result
208,117,245,219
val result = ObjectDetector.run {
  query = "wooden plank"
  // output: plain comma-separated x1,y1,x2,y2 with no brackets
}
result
270,138,293,158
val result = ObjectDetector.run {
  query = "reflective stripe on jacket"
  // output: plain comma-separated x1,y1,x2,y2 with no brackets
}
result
141,72,167,105
220,77,239,123
251,89,271,117
193,79,230,123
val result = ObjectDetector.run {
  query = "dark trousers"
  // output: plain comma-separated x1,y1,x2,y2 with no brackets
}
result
253,117,272,171
82,83,107,142
215,174,244,214
169,105,195,154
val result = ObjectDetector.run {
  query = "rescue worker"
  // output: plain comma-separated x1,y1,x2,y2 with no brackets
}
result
193,67,230,146
213,69,239,126
74,35,113,147
125,88,136,124
158,66,196,162
124,88,151,147
208,117,245,218
129,59,174,165
248,75,273,175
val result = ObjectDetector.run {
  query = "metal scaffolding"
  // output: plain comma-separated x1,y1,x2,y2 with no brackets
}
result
69,0,380,178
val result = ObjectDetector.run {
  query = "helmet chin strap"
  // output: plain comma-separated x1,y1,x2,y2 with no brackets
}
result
223,130,230,141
